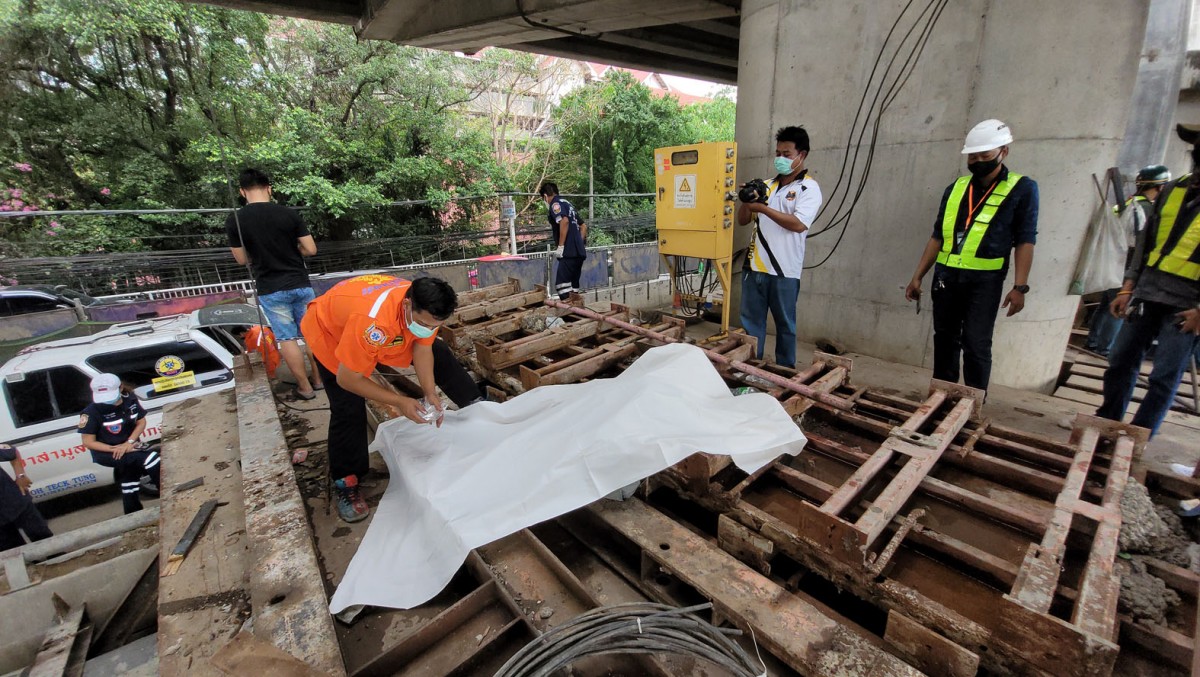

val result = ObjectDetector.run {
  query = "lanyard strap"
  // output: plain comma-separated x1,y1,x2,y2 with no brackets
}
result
963,181,998,234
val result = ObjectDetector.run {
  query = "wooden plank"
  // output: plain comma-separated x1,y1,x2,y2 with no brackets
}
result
1072,432,1136,638
157,391,251,677
884,609,979,677
589,498,924,677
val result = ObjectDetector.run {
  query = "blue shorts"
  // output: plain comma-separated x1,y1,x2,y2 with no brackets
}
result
258,287,316,341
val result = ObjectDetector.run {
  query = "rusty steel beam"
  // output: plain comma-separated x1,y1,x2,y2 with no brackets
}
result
1009,425,1102,614
884,610,979,677
857,396,976,546
234,357,345,676
546,299,855,411
588,497,925,677
352,580,520,677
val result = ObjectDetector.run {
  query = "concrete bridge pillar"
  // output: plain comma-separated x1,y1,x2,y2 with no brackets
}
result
735,0,1148,391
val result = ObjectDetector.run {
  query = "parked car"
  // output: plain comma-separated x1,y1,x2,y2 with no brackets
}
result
0,304,259,501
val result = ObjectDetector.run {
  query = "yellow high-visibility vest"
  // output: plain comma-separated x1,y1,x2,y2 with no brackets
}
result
1147,176,1200,281
936,173,1024,271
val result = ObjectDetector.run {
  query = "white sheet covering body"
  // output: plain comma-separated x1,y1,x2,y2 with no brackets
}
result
329,343,807,613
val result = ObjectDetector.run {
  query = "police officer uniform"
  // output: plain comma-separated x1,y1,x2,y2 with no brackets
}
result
78,376,160,514
549,195,587,300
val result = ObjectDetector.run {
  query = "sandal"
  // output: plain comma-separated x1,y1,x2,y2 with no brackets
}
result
295,387,317,401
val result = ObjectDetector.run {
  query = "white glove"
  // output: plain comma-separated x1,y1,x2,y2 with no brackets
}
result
554,246,565,259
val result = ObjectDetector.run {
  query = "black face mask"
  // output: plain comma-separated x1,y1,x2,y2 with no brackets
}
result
967,156,1002,178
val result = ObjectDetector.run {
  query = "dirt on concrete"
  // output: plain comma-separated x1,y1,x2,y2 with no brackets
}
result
1118,558,1181,626
1119,479,1193,568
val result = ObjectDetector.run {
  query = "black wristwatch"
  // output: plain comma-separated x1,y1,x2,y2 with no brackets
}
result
1013,284,1030,294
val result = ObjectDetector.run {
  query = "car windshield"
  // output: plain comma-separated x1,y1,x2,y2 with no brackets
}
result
86,340,232,399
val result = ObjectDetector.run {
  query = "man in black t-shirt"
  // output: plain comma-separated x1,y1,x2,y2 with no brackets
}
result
78,374,160,514
226,168,324,399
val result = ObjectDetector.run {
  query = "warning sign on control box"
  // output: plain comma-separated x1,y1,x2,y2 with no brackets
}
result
674,174,696,209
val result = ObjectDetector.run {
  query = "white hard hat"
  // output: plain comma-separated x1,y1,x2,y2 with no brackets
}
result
961,119,1013,154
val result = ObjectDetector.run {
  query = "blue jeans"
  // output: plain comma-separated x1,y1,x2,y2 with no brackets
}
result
739,270,800,367
1086,288,1123,355
258,286,316,341
1098,300,1199,436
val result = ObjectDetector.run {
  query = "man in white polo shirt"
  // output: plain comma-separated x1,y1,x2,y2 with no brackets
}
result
737,125,823,368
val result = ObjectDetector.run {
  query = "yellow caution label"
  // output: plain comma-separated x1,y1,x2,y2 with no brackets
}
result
679,178,692,191
152,371,197,393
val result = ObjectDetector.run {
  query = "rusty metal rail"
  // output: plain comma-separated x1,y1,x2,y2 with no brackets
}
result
545,298,854,410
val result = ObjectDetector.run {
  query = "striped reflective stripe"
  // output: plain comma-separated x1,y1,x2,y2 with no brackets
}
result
121,482,141,494
368,287,396,319
936,173,1023,271
144,452,160,469
1148,178,1200,281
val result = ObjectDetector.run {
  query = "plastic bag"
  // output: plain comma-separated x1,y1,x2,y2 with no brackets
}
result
1070,201,1127,295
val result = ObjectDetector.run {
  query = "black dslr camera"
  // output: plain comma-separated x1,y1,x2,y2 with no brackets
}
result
737,178,770,204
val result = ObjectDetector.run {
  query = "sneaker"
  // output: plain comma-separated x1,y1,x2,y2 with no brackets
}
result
334,475,370,523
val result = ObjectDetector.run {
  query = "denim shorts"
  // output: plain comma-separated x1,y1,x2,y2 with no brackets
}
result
258,287,316,341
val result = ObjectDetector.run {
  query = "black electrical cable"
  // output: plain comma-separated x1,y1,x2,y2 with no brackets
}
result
803,0,950,270
810,0,946,242
494,603,766,677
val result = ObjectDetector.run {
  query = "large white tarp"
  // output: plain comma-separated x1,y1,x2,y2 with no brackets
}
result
329,343,807,613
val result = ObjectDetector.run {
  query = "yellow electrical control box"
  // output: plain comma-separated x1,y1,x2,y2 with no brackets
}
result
654,141,738,335
654,142,737,259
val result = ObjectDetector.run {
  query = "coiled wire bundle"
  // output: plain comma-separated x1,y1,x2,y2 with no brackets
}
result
494,602,767,677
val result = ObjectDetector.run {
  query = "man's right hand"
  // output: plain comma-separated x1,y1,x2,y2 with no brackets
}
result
554,246,565,259
904,278,922,302
15,474,31,495
397,397,433,425
1109,293,1132,319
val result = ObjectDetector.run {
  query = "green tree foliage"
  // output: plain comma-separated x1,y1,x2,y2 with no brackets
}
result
682,89,737,143
0,0,734,259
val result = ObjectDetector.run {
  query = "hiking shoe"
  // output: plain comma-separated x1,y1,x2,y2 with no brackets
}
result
334,475,370,523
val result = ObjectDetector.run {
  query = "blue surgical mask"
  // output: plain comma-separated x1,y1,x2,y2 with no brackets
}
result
406,303,437,339
409,320,435,339
774,156,795,175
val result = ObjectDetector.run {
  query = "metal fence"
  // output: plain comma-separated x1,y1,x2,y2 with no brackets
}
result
0,193,656,296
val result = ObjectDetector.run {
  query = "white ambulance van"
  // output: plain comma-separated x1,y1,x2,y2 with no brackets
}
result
0,305,258,501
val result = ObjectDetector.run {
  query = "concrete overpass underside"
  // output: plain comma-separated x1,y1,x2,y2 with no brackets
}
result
189,0,741,83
